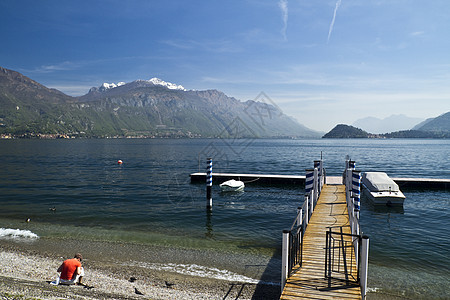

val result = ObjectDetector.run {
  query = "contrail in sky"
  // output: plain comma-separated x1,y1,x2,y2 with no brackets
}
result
279,0,288,40
327,0,342,43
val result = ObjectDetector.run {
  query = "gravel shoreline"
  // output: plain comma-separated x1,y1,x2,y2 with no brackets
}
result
0,245,280,300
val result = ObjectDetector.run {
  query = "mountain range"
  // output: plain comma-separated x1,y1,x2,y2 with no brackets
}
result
352,114,425,134
323,112,450,138
0,66,321,138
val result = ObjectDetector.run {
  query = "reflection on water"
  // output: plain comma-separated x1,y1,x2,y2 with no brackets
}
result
205,210,213,239
361,194,405,214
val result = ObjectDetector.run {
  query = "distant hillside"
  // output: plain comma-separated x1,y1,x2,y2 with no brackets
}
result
413,112,450,133
383,130,449,138
322,124,371,138
0,67,77,134
412,118,432,130
323,123,449,139
352,114,424,134
0,66,320,138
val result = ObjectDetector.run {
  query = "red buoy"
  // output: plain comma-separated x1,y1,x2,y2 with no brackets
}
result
117,160,123,164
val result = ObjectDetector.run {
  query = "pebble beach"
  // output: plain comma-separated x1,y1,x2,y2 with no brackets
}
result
0,238,280,300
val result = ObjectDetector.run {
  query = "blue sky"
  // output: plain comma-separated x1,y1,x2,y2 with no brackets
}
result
1,0,449,132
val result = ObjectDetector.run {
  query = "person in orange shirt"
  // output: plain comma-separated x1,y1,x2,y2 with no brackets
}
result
56,253,85,285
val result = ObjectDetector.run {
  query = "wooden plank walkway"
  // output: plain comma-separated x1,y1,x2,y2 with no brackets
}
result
280,184,362,300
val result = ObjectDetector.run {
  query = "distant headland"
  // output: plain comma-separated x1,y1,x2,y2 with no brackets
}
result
323,113,450,138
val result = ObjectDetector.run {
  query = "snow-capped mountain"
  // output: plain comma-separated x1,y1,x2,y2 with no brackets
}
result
1,65,323,138
89,78,186,94
146,78,186,91
99,82,126,92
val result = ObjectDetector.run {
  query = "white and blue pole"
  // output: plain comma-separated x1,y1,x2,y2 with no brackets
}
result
314,160,322,193
305,169,314,217
352,170,361,225
206,158,212,209
305,169,314,195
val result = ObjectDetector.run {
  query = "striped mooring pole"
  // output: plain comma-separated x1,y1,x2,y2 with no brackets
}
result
314,160,322,193
305,169,314,215
206,158,213,209
349,160,356,170
305,169,314,194
352,170,361,217
346,160,356,204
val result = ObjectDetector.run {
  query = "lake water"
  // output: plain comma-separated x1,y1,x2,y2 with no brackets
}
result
0,138,448,299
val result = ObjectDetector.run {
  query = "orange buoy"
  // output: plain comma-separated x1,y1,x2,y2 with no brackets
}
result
117,160,123,164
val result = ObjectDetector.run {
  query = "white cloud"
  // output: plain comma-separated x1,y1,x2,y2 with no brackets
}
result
327,0,342,43
409,31,425,37
278,0,288,41
29,61,81,73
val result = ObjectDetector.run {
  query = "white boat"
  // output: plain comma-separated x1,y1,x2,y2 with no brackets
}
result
219,179,245,192
362,172,405,206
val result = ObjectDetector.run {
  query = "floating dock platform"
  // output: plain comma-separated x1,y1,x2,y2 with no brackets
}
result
391,177,449,189
190,172,306,185
190,173,449,189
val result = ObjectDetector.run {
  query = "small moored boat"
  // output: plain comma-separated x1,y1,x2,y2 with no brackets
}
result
362,172,405,206
219,179,245,192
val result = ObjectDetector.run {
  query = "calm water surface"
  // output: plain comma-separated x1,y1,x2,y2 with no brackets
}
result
0,139,448,298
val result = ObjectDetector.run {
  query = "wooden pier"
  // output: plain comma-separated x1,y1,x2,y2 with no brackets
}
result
280,183,362,299
191,161,447,299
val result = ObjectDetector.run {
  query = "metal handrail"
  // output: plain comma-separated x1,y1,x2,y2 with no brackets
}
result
325,227,361,283
286,196,309,274
282,169,322,292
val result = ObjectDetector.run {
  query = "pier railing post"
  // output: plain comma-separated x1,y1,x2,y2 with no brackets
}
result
297,207,302,228
206,158,213,209
281,230,290,293
344,161,357,235
297,206,303,242
304,194,309,226
320,160,324,188
346,168,354,231
360,235,370,300
313,167,319,210
305,169,313,223
352,170,361,233
314,160,322,193
305,169,313,194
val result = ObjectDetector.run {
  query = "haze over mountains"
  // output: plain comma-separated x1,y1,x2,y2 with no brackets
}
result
324,112,450,138
352,114,425,134
0,66,320,138
1,66,448,139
